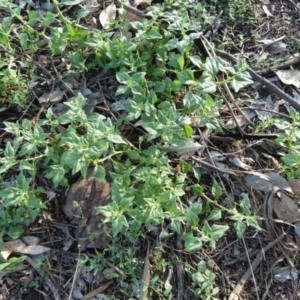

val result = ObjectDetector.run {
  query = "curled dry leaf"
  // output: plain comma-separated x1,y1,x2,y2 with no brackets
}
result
99,2,116,29
161,139,202,157
37,55,48,67
84,0,101,13
164,268,173,290
125,10,142,21
225,115,249,129
244,172,293,194
273,192,300,223
274,266,298,282
276,69,300,88
229,157,251,170
21,236,40,246
38,90,65,104
262,153,280,170
2,239,50,259
289,179,300,197
63,165,112,250
262,5,274,17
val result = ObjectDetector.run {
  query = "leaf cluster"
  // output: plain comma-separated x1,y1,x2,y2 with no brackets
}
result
0,1,260,291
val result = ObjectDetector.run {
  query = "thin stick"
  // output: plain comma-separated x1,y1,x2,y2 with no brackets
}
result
26,256,61,300
214,49,300,112
228,234,285,300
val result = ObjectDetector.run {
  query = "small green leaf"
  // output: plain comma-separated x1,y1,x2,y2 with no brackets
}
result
74,157,90,178
144,102,157,118
282,153,300,166
112,160,126,173
177,69,195,84
177,55,185,70
165,38,179,50
19,33,28,51
0,158,17,174
190,55,202,68
202,220,211,236
119,196,134,211
4,142,14,157
207,208,221,221
181,124,193,138
19,160,36,177
116,71,130,84
240,194,251,216
193,184,203,195
127,150,140,161
181,160,191,173
193,168,201,182
19,143,37,156
183,91,203,110
61,150,81,169
230,72,253,92
273,119,291,130
211,181,222,200
192,272,205,283
93,165,106,182
170,217,183,234
210,224,229,241
45,165,67,187
234,221,246,238
6,225,24,239
196,73,216,93
43,11,57,28
181,232,202,252
107,134,127,144
199,116,222,132
96,205,113,219
177,38,191,55
186,203,202,227
70,52,85,71
246,216,261,231
146,28,162,39
205,56,235,76
77,8,90,20
2,17,12,32
0,256,26,273
28,11,42,26
154,81,165,92
0,31,9,47
289,107,298,121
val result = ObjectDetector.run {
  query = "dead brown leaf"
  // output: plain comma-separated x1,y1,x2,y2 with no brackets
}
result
273,192,300,223
99,2,116,29
63,164,112,250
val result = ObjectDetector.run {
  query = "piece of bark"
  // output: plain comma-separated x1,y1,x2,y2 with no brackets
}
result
63,164,112,250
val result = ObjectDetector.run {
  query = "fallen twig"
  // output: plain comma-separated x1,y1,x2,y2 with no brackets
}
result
214,49,300,112
114,0,144,17
26,256,61,300
228,233,285,300
81,280,114,300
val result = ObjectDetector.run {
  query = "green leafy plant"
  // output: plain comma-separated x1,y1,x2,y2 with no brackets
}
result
258,107,300,179
187,260,219,300
0,56,31,106
0,0,263,288
274,108,300,178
